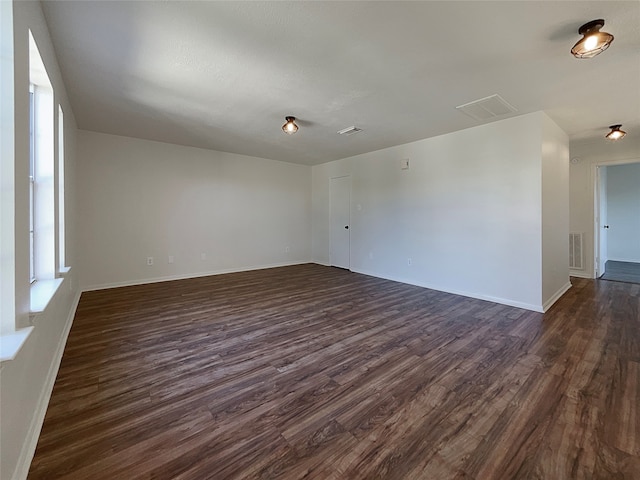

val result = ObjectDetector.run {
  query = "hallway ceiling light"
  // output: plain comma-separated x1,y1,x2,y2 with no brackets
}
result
282,116,299,135
571,19,614,58
605,124,626,141
337,126,362,136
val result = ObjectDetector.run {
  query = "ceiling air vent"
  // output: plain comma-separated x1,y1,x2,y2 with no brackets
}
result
337,126,363,136
455,94,517,121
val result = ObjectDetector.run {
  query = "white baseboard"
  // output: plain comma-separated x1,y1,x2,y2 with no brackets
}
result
12,290,81,480
350,267,545,313
569,270,593,279
607,258,640,264
542,281,572,313
82,261,311,292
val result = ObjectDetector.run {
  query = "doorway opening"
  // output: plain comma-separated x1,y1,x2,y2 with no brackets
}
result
330,176,350,270
594,159,640,284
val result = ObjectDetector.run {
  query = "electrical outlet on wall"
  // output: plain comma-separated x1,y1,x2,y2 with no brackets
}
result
168,255,174,264
407,258,412,266
285,246,290,254
147,257,154,266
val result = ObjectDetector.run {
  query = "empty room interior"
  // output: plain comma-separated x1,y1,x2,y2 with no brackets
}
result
2,1,640,479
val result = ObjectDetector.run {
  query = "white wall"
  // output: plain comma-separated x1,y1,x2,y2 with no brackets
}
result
541,115,570,308
606,162,640,262
313,112,568,312
77,131,312,289
1,2,80,480
569,136,640,277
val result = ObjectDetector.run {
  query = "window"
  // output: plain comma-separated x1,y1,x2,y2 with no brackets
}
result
58,105,66,271
29,86,36,282
29,31,57,290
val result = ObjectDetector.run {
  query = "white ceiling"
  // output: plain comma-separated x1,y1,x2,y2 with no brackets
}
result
41,1,640,166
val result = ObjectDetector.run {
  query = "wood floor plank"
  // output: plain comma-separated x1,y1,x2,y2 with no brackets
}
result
27,264,640,479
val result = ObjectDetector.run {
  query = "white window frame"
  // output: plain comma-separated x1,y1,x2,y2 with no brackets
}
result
58,104,66,272
28,30,62,316
29,85,36,283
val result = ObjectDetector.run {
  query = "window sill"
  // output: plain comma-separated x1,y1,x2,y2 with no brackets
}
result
58,266,71,276
0,327,34,362
2,275,68,363
30,278,64,315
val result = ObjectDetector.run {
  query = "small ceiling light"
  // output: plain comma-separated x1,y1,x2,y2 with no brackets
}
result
605,124,626,141
571,19,614,58
337,126,363,136
282,116,298,135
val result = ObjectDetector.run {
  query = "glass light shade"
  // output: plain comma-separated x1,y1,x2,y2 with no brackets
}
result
571,20,614,58
605,125,626,141
282,116,299,134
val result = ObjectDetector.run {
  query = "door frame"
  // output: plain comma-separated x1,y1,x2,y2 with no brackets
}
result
329,175,351,270
592,157,640,278
594,165,607,278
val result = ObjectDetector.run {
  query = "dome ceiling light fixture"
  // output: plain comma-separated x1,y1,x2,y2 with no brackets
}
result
282,116,299,135
605,124,626,141
571,19,614,58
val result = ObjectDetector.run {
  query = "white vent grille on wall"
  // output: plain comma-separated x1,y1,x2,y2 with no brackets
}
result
569,233,584,270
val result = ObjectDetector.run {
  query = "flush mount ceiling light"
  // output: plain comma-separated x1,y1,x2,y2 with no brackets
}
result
282,116,299,135
605,124,626,140
571,19,614,58
337,126,363,136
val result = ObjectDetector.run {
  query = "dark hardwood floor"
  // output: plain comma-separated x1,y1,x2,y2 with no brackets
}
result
28,264,640,479
603,260,640,284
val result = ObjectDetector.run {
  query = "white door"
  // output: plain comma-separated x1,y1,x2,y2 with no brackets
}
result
596,166,608,277
330,176,350,269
